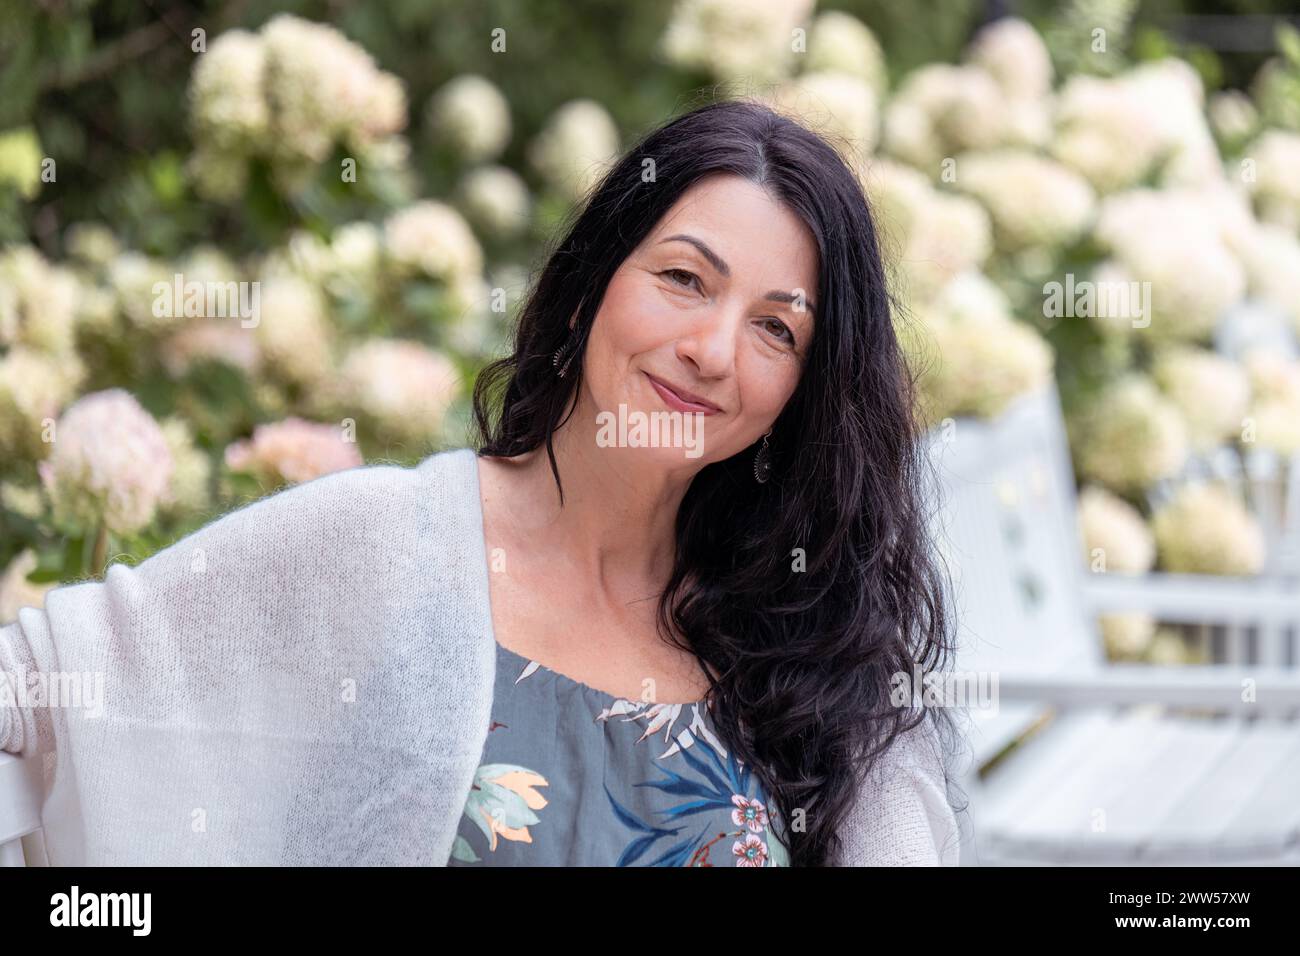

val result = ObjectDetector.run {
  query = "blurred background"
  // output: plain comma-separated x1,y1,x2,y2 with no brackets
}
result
2,0,1300,865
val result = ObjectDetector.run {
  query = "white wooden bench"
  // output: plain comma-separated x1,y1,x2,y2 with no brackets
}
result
928,384,1300,865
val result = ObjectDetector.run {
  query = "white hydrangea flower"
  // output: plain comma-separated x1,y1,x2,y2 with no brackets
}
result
880,98,943,170
1100,613,1156,661
64,222,122,269
1207,89,1257,143
1126,59,1222,189
1242,129,1300,232
338,338,462,446
1151,482,1265,576
261,14,406,164
660,0,815,83
0,347,85,460
427,74,512,163
323,221,383,299
0,549,53,622
770,70,878,159
1236,224,1300,336
1152,347,1250,451
443,272,503,356
952,149,1095,253
966,17,1052,103
900,191,992,302
860,157,933,241
254,275,334,385
1146,628,1204,665
384,200,484,283
903,288,1053,423
804,10,887,96
459,165,531,239
189,29,270,152
1077,484,1156,574
39,389,174,535
527,99,621,202
1243,349,1300,405
108,252,182,333
1093,189,1246,342
891,64,1009,159
1072,376,1189,494
187,16,407,197
1242,350,1300,453
861,161,991,303
1051,74,1167,194
931,269,1008,323
0,245,79,355
158,416,212,516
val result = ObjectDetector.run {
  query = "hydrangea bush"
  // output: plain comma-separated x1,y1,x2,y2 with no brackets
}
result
3,5,1300,674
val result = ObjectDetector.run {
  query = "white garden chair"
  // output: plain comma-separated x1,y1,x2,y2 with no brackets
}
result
928,383,1300,865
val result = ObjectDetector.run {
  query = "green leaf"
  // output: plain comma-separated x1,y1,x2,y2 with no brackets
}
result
1277,23,1300,67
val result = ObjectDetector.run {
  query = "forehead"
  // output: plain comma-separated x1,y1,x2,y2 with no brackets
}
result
645,175,819,289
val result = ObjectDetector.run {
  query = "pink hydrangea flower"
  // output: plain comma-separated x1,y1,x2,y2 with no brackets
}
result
224,416,362,486
38,389,175,535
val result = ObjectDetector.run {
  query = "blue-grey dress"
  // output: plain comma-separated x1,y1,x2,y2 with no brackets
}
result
447,640,790,866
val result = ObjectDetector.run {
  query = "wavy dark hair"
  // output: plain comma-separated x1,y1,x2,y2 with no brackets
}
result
471,96,966,866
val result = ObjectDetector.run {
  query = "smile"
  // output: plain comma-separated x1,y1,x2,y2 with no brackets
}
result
644,372,722,415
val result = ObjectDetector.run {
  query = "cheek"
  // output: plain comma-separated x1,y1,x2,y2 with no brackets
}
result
741,367,797,419
593,274,672,356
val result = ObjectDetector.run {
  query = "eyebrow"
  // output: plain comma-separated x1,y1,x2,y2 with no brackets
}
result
659,233,817,318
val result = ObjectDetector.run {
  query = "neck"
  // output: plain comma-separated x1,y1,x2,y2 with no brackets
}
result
492,382,699,601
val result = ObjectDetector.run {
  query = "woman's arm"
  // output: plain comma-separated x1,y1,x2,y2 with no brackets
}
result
0,453,483,864
836,711,965,866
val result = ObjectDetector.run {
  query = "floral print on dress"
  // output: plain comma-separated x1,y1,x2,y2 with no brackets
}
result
448,642,789,867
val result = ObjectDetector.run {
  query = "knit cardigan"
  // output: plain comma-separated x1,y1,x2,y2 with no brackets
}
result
0,446,962,866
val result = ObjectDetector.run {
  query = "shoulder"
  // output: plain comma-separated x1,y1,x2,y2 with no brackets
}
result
51,446,483,614
835,710,965,866
166,446,478,557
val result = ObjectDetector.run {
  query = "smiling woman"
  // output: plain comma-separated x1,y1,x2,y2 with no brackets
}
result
0,97,964,868
470,97,966,866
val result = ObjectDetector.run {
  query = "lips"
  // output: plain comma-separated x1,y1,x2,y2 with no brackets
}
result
644,372,722,414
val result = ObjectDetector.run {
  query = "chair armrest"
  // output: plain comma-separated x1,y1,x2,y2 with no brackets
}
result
1083,572,1300,627
994,664,1300,713
0,752,42,847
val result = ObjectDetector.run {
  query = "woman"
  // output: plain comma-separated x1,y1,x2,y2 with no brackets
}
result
0,98,965,867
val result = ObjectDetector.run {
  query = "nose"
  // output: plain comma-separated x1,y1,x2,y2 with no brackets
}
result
674,297,741,380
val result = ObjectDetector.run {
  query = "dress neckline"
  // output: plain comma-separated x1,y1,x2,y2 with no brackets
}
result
467,448,711,709
494,639,712,710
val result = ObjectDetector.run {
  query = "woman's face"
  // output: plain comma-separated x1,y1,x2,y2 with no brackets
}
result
579,173,819,470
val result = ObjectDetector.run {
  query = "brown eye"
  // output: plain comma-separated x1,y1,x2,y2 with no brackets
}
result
763,318,796,344
661,269,698,291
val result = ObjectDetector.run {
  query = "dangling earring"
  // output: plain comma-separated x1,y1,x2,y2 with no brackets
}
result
552,330,578,378
753,429,773,484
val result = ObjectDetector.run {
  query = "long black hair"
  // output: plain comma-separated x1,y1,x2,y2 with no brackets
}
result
471,96,966,866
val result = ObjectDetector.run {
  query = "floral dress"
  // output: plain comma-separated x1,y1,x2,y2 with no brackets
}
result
448,640,790,867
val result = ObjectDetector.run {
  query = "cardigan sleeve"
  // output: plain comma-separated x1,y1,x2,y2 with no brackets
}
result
835,711,964,866
0,454,485,864
1,461,412,758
